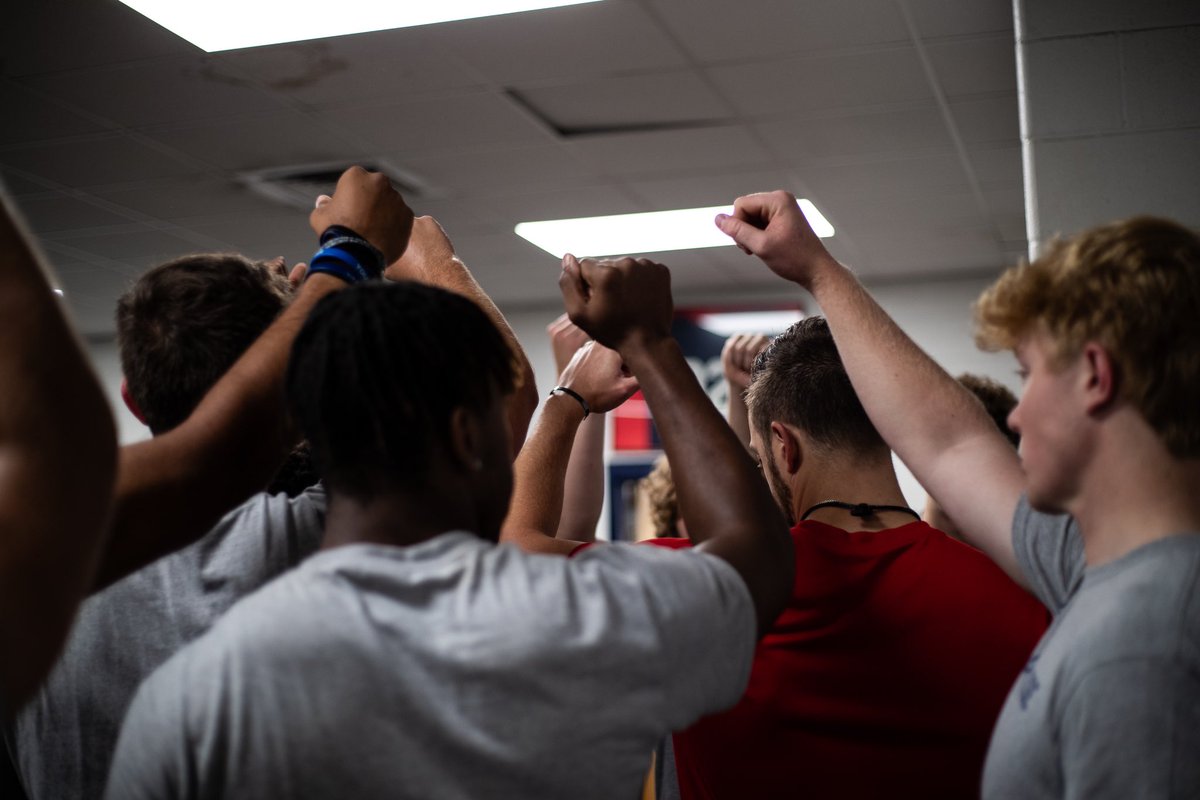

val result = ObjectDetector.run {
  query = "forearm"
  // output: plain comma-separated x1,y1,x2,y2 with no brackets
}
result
623,337,792,634
500,396,586,555
726,383,752,450
806,258,1025,578
0,195,117,708
93,274,344,590
556,413,606,541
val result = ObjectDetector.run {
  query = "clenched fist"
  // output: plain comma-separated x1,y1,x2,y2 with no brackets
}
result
310,167,413,264
558,255,673,353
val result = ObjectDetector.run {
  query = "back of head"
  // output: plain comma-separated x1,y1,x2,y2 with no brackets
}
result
116,254,290,435
285,281,518,502
975,216,1200,458
957,373,1019,448
746,317,887,458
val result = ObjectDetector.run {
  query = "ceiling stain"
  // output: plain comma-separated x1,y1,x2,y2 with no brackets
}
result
192,44,348,91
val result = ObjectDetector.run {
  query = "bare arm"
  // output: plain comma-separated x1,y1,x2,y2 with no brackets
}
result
93,167,414,590
548,314,607,541
387,216,538,454
717,192,1026,584
0,191,118,709
722,333,770,450
561,255,794,637
501,343,637,555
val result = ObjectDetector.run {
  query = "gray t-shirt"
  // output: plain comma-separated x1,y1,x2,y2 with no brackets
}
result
105,532,756,800
982,495,1200,799
7,486,326,800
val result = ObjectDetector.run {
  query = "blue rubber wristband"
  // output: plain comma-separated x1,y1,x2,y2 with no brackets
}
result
308,246,371,284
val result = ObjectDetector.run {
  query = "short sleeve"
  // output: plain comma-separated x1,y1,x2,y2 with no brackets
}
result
104,661,190,800
1012,494,1085,613
571,543,757,729
1059,659,1200,799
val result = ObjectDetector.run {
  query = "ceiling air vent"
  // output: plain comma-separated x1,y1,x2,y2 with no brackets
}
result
238,160,432,210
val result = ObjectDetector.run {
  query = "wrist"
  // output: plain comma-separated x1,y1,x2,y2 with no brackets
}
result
801,252,848,296
547,386,589,421
620,335,680,372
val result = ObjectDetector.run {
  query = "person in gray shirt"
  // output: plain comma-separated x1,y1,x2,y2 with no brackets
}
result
716,192,1200,798
107,256,794,799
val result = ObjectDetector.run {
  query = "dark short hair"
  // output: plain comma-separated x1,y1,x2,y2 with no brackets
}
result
286,281,518,501
957,373,1019,448
116,254,290,434
746,317,886,457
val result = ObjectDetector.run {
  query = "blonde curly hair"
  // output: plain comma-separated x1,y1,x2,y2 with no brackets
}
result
974,216,1200,457
640,455,681,538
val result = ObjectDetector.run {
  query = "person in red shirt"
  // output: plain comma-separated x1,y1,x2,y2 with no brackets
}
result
504,309,1047,799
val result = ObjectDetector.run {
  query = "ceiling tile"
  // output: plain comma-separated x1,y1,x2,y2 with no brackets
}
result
651,0,908,63
515,70,729,130
430,2,687,84
0,82,109,147
399,143,598,196
626,168,795,209
706,45,932,117
756,106,954,161
343,91,551,155
487,183,637,225
141,110,367,171
88,179,298,223
925,34,1017,98
948,94,1021,146
2,0,194,78
186,213,316,265
571,125,773,176
13,193,136,235
0,135,199,189
906,0,1014,39
967,145,1023,187
210,35,483,110
22,55,289,130
45,227,207,265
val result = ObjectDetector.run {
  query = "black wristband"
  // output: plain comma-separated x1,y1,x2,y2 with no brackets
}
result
548,386,590,419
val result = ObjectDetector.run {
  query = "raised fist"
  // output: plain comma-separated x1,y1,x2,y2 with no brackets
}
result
558,255,673,353
714,190,834,288
722,333,771,393
556,341,639,415
310,166,413,265
547,313,590,375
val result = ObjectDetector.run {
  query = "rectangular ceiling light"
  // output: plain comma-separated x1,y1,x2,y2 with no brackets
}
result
117,0,603,52
515,199,833,259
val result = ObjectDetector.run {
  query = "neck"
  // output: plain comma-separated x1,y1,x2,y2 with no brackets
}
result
1066,415,1200,567
791,452,914,531
322,487,486,551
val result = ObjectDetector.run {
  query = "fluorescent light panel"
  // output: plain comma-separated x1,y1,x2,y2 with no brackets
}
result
117,0,602,52
695,310,804,337
515,200,833,259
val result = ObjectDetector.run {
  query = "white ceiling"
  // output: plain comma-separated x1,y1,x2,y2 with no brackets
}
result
1,0,1026,335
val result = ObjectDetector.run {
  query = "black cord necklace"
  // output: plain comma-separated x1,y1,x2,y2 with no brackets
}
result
800,500,921,522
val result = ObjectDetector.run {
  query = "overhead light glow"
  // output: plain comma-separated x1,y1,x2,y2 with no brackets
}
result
52,288,65,296
117,0,603,52
514,200,833,259
695,310,805,337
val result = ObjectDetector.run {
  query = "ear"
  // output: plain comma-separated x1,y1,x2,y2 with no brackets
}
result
1080,342,1118,416
769,421,804,476
120,378,147,425
448,406,485,472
